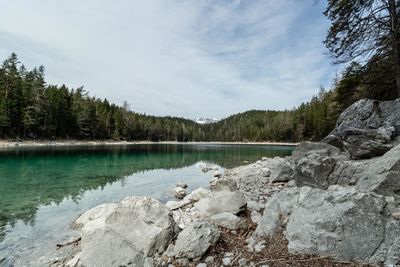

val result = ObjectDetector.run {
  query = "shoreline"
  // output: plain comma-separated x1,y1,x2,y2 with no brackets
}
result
0,139,298,148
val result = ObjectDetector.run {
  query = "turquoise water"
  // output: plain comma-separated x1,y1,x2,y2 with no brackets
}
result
0,143,294,266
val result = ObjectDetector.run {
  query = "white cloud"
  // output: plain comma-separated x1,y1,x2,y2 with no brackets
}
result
0,0,336,119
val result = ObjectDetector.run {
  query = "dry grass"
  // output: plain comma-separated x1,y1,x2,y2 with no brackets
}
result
206,211,374,267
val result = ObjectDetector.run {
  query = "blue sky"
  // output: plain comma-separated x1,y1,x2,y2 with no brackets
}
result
0,0,337,119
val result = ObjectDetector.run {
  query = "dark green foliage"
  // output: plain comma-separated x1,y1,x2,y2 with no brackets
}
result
0,53,396,143
324,0,400,97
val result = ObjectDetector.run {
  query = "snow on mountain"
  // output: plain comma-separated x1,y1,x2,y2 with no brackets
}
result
194,118,218,124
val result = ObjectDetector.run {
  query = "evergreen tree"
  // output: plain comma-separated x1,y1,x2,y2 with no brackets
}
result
324,0,400,97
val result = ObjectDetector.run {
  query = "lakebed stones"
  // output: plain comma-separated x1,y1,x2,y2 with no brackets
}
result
79,196,178,267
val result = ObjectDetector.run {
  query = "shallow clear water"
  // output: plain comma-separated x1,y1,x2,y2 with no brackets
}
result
0,143,293,266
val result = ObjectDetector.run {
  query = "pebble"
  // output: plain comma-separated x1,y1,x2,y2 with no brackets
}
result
224,252,234,258
176,258,189,266
176,183,188,188
250,210,262,224
392,211,400,220
222,257,231,266
204,256,214,264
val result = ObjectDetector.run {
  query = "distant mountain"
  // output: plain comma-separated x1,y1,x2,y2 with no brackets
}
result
195,118,219,124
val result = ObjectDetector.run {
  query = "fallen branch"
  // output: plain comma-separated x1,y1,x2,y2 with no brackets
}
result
56,237,81,249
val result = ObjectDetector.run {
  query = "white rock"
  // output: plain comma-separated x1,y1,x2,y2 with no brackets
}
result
250,210,262,224
75,203,117,227
173,187,187,199
392,211,400,220
194,191,247,218
80,196,178,267
222,257,231,266
167,221,220,260
204,256,214,263
184,187,211,202
208,212,245,229
166,200,190,210
65,252,81,267
247,200,263,212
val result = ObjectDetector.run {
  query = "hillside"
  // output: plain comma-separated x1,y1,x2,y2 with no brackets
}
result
0,54,398,143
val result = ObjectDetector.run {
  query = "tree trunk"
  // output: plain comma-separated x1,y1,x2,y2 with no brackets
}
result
388,0,400,98
396,69,400,98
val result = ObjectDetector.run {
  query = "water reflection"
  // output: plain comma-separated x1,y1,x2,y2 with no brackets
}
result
0,143,293,243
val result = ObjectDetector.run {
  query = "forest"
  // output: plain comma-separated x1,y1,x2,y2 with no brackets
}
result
1,1,400,143
0,52,398,143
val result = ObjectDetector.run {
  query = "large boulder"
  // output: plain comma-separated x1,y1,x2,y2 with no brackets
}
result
194,191,246,218
208,212,245,230
294,154,337,189
248,187,300,246
211,177,238,192
79,228,146,267
75,203,117,227
357,144,400,196
328,159,368,187
286,186,386,262
166,221,220,260
370,216,400,266
270,161,294,183
79,196,178,267
291,141,342,163
291,142,363,190
326,99,400,159
249,186,400,265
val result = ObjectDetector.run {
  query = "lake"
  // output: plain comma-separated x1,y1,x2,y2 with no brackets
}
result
0,143,294,267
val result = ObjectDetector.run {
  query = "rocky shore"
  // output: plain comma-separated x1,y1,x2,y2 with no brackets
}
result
52,99,400,267
0,140,297,148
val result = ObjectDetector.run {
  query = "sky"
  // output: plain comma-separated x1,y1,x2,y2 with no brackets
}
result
0,0,337,119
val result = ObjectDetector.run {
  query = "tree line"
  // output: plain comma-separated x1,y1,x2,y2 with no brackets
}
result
2,1,400,143
0,51,397,143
